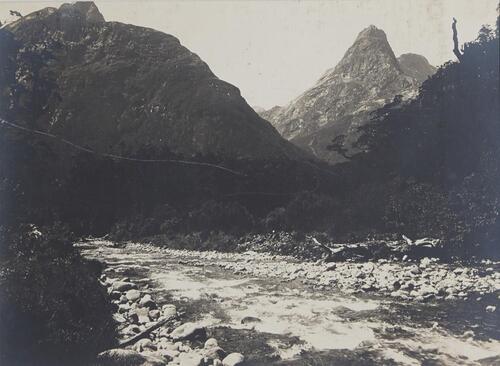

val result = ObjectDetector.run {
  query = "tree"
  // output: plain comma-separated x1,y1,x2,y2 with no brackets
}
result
452,18,463,61
9,10,22,17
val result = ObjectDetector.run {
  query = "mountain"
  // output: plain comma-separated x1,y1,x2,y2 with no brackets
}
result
261,25,436,163
398,53,437,83
1,2,324,234
1,2,305,162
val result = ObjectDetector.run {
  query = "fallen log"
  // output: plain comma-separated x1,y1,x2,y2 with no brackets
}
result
118,317,172,348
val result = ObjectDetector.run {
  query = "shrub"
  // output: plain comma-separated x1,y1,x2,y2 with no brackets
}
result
0,223,117,366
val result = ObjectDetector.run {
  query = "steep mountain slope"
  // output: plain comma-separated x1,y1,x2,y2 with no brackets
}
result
0,2,325,234
261,25,435,163
1,2,304,161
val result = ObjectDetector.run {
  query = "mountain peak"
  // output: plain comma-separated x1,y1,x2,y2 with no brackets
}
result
356,25,387,40
59,1,104,23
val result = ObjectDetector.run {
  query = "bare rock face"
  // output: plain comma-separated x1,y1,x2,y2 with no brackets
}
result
1,2,303,162
260,25,436,163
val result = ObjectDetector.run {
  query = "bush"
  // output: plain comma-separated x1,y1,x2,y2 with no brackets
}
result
0,224,117,366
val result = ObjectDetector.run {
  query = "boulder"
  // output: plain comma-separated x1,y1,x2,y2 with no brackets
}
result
95,349,164,366
112,281,137,292
204,346,227,361
204,338,219,349
162,304,177,319
139,294,157,309
133,338,157,352
177,352,204,366
126,289,141,302
170,322,207,341
222,353,245,366
112,314,126,323
241,316,262,325
149,309,161,320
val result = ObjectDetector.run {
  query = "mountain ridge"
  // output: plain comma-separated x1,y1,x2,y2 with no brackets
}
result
2,2,307,162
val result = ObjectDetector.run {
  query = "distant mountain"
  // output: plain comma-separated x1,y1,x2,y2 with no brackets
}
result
398,53,437,83
260,25,436,163
1,2,305,162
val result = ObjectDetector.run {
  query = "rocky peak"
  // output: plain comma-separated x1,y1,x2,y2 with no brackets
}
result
332,25,401,79
260,25,431,163
59,1,105,23
355,24,388,41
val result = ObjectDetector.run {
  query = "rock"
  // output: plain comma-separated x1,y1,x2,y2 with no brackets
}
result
139,294,156,308
149,309,161,320
158,349,179,359
122,324,141,335
325,263,337,271
113,314,126,323
170,322,207,341
420,257,432,268
126,289,141,302
118,303,131,313
112,281,137,292
119,295,129,304
241,316,262,325
204,346,227,361
486,305,496,313
162,304,177,319
178,352,204,366
133,338,156,352
222,353,245,366
95,349,164,366
204,338,219,349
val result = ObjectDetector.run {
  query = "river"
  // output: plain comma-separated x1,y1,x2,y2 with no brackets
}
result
80,240,500,365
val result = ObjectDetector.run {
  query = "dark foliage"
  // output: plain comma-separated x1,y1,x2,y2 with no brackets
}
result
341,27,500,258
0,223,117,366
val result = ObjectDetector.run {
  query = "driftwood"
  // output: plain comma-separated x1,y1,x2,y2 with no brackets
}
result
452,18,463,62
118,317,171,348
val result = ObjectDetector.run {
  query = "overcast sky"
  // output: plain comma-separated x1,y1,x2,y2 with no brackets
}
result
1,1,497,108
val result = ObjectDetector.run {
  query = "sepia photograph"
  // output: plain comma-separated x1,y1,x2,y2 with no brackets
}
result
0,1,499,365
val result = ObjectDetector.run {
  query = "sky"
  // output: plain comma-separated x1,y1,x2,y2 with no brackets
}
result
0,1,497,108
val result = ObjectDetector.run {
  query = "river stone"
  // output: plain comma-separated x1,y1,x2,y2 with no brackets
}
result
133,338,156,352
241,316,262,324
162,304,177,319
119,295,129,304
222,353,245,366
126,289,141,302
159,349,179,359
149,309,161,320
112,281,137,292
178,352,204,366
139,294,157,309
204,346,227,361
170,322,207,341
95,349,164,366
204,338,219,349
122,324,141,335
113,314,126,323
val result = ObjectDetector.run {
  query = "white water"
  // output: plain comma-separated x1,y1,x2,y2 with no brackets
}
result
81,241,500,365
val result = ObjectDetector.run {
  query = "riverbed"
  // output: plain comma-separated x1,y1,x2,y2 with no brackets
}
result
79,240,500,365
